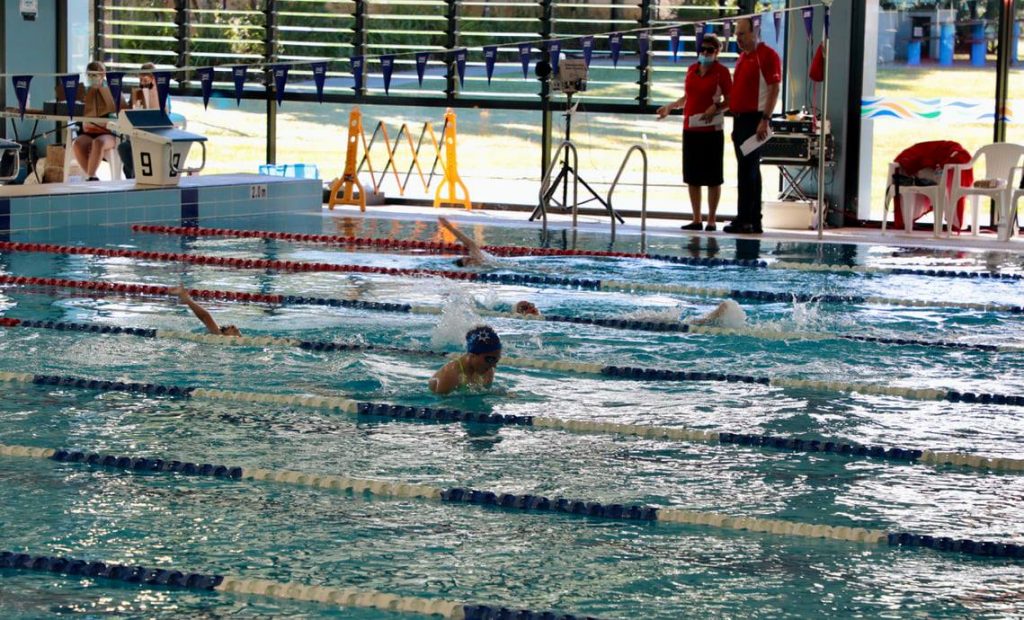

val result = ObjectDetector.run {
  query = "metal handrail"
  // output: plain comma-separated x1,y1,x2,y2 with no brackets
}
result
605,144,648,236
537,139,578,232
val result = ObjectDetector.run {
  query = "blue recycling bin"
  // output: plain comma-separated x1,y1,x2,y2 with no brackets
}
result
970,22,986,67
907,40,922,66
939,23,955,66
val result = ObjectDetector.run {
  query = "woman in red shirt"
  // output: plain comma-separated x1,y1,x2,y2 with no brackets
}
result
657,35,731,231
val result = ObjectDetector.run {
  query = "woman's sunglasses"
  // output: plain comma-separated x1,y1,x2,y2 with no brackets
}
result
701,48,718,54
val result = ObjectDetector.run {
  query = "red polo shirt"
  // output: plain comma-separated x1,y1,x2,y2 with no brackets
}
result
731,42,782,114
683,62,732,133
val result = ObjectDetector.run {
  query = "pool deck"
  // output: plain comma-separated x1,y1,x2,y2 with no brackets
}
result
323,202,1024,254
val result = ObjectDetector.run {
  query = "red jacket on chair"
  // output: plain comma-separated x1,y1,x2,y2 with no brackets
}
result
893,140,973,231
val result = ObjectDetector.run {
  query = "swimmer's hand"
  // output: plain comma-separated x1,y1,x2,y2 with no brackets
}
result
167,285,189,302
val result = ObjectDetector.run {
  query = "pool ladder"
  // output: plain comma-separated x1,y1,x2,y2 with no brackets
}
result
536,141,648,240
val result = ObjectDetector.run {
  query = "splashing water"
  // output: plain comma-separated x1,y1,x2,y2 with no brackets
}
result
431,292,485,350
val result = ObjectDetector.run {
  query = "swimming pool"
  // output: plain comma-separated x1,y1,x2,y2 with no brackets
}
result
1,213,1023,618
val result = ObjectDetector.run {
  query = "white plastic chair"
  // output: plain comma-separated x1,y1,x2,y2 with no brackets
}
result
881,161,947,236
1007,164,1024,241
63,123,122,182
943,143,1024,240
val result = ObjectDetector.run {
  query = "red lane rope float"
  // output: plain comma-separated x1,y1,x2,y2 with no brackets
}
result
0,275,284,305
0,241,481,282
131,224,650,260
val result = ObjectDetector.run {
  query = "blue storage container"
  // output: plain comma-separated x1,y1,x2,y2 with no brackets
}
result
258,163,320,179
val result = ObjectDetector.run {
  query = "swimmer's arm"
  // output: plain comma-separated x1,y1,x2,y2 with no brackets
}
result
439,217,486,263
170,286,221,334
429,362,460,395
689,301,729,326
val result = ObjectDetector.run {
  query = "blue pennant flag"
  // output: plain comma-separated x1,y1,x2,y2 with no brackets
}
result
669,28,680,62
825,7,830,37
547,40,561,75
350,56,364,91
752,15,762,34
272,64,289,106
694,23,705,56
232,66,247,106
637,31,650,67
154,71,171,113
12,75,31,120
60,74,79,120
381,55,395,94
415,52,429,87
106,72,124,114
196,67,214,109
483,45,498,85
774,11,784,43
803,7,814,39
310,61,327,103
454,48,467,87
609,32,622,68
723,20,733,48
518,43,532,79
581,36,594,69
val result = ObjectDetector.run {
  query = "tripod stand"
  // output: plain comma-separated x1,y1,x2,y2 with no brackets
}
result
530,92,624,224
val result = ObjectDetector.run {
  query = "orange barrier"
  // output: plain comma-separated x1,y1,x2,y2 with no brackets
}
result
328,107,371,211
433,109,472,210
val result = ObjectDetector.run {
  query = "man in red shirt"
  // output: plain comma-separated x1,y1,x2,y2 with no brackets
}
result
657,35,731,232
724,18,781,235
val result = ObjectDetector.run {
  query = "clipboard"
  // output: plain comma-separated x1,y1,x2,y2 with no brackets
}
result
740,129,773,156
687,113,724,129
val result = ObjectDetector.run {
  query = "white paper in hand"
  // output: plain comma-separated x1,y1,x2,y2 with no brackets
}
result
740,128,773,156
687,113,724,129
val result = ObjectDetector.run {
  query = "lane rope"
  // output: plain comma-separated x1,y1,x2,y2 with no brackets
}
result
2,241,1022,314
0,274,1017,354
1,443,1021,560
0,549,585,619
132,225,1024,282
1,370,1021,473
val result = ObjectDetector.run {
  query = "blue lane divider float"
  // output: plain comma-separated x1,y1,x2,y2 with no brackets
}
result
6,371,1023,472
2,443,1021,560
0,550,224,590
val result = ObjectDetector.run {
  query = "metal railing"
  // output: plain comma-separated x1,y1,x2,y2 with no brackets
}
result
536,139,578,232
606,143,648,236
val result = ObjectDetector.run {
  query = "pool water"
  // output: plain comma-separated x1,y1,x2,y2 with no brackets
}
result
1,214,1023,618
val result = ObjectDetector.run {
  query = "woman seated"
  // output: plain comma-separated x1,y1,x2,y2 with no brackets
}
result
72,61,117,182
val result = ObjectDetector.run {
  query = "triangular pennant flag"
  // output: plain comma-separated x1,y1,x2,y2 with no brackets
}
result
803,7,814,39
638,30,650,67
12,75,31,120
723,20,733,49
154,71,171,113
196,67,214,109
350,56,364,91
483,45,498,85
695,23,705,56
774,11,784,43
547,40,561,75
518,43,531,79
415,52,429,87
272,64,289,106
454,48,467,88
825,7,830,37
609,32,623,68
381,55,395,94
311,61,327,103
581,36,594,69
232,66,247,106
669,27,680,62
60,74,79,120
752,15,762,34
106,72,124,114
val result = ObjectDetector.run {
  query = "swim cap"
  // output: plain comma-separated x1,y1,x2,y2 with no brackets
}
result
466,325,501,354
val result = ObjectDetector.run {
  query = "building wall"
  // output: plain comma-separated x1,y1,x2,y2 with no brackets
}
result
3,0,59,146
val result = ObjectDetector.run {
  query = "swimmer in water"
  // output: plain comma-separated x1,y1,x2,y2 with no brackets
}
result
514,300,541,317
168,286,242,336
439,216,490,268
685,299,746,328
429,325,502,395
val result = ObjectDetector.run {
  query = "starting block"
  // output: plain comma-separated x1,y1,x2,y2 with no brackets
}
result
0,139,20,183
118,109,207,186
